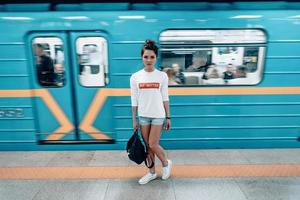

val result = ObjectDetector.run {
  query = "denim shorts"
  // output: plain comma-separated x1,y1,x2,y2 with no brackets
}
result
139,116,165,126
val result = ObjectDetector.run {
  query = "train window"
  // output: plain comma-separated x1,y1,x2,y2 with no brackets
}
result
32,37,65,87
76,37,108,87
159,29,266,86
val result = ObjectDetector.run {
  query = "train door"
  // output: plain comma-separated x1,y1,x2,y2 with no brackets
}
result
29,32,113,144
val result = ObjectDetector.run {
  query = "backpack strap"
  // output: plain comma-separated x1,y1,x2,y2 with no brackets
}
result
145,154,154,169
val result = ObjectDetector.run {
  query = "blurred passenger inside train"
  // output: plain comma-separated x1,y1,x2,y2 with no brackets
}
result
34,44,55,86
227,65,249,84
163,67,179,86
54,48,65,86
171,63,185,84
207,67,220,79
202,63,216,80
234,65,248,78
223,63,235,80
186,51,210,72
203,67,224,85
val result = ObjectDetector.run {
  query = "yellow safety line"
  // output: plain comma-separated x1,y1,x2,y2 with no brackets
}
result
1,164,300,180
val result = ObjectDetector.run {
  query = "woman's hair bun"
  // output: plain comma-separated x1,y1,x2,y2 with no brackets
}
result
144,39,155,48
141,39,158,56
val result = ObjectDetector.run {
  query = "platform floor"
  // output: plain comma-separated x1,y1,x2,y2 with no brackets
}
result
1,148,300,200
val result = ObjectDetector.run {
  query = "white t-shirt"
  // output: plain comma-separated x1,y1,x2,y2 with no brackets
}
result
130,68,169,118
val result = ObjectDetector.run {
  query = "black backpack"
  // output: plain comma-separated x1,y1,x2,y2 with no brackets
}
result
126,129,154,168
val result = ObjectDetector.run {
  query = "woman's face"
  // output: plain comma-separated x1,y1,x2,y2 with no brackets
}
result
142,50,157,67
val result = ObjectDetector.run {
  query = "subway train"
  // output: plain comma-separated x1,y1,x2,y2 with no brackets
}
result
1,2,300,150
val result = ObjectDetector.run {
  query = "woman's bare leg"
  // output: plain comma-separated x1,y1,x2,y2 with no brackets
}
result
148,125,168,167
140,125,155,173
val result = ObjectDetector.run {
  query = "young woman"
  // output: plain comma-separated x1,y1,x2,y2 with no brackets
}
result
130,39,172,185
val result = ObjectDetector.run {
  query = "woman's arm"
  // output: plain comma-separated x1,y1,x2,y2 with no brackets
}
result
130,75,138,130
162,73,171,130
163,101,171,131
132,106,138,130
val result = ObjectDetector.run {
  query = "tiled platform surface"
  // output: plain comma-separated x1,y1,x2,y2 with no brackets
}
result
1,149,300,200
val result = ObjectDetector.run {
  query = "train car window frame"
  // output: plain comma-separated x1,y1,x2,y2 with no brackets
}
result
159,29,267,86
32,37,66,87
76,37,108,87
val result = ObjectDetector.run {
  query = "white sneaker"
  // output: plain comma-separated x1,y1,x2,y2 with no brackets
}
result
162,159,172,180
138,172,157,185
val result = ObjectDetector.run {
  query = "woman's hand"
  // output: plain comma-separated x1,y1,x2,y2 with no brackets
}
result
165,119,171,131
133,119,138,131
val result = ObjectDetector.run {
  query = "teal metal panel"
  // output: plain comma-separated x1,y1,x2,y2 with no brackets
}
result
265,58,300,72
0,61,28,75
116,128,300,141
0,98,32,106
131,3,158,10
4,4,50,11
93,98,115,139
286,3,300,9
54,4,82,11
209,3,232,10
267,43,300,57
157,3,210,10
0,119,35,128
0,77,30,89
111,43,142,58
160,140,300,149
0,131,36,141
232,2,287,10
0,44,26,59
115,116,300,129
80,3,130,11
110,60,141,74
110,75,131,88
261,74,300,86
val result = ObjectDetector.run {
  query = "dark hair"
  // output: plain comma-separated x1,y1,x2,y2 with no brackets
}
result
236,65,248,77
141,39,158,57
35,43,43,49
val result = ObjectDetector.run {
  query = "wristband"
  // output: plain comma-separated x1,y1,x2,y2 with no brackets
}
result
166,117,171,119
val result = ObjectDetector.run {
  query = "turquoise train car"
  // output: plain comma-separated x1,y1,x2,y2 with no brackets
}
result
1,2,300,150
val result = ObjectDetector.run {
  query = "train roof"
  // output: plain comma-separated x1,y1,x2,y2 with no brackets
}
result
1,1,300,12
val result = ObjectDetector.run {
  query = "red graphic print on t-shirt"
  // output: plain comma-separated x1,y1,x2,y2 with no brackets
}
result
139,82,160,89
